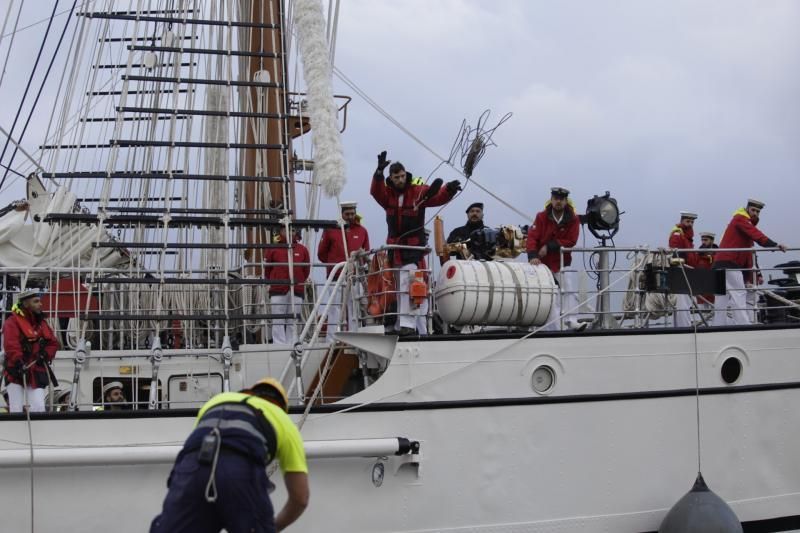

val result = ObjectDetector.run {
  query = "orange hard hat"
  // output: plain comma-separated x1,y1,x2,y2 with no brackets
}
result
248,377,289,412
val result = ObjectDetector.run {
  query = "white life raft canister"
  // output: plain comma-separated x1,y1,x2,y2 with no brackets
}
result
435,259,556,327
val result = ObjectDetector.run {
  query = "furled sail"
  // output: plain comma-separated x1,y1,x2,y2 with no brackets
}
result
0,176,128,270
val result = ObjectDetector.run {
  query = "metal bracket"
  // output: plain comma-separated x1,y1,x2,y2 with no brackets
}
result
149,338,163,409
392,448,422,479
69,339,90,411
221,335,233,392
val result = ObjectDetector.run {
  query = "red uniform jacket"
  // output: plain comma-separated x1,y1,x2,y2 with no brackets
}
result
714,208,776,269
264,238,310,296
526,204,580,274
668,224,698,267
317,221,370,278
370,173,455,265
2,307,59,388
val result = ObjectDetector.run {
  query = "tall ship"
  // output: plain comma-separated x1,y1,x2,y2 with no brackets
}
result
0,1,798,532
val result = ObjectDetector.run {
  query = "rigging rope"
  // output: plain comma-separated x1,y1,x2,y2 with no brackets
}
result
0,0,62,189
332,66,533,221
0,0,96,39
0,0,21,90
0,0,79,189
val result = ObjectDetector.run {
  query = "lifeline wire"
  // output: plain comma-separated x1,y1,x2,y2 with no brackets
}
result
332,66,533,222
305,253,649,421
677,260,703,474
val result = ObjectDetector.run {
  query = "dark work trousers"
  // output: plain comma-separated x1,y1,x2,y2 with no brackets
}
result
150,450,275,533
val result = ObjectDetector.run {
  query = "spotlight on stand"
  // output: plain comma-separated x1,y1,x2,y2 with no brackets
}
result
581,191,621,330
585,191,620,242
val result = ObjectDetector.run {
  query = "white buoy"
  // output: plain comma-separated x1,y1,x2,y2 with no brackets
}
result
659,473,742,533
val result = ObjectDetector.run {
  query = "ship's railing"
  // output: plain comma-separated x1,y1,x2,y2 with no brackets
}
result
0,262,354,352
557,245,800,329
0,342,333,413
349,244,434,333
278,245,434,405
1,245,796,357
310,244,800,334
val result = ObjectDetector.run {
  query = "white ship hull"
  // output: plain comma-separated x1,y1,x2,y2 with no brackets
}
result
2,326,799,532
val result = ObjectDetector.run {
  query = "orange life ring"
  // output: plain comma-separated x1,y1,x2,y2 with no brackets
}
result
366,250,396,316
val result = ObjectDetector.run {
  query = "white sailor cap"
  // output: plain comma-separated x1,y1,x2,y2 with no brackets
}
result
679,211,698,220
550,186,570,198
699,232,716,239
340,201,357,210
14,289,41,304
102,381,124,395
746,198,765,209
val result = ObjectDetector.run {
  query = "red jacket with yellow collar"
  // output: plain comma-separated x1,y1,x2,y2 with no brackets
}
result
668,224,698,267
2,306,59,388
714,208,776,269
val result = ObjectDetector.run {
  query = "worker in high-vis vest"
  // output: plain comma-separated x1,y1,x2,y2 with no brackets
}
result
150,378,309,533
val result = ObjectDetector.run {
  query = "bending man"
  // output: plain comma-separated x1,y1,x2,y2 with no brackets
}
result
151,378,309,533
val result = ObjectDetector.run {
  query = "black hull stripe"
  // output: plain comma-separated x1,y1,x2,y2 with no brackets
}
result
642,514,800,533
400,322,800,342
3,380,800,420
742,515,800,532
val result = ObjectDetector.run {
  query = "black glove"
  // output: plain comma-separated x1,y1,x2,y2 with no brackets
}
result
8,361,23,381
376,151,390,172
426,178,443,198
445,180,462,195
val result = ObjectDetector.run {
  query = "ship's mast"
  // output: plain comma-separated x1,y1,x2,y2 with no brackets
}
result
241,0,292,265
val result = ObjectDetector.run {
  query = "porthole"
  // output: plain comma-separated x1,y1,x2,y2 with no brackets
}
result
720,357,742,385
531,365,556,394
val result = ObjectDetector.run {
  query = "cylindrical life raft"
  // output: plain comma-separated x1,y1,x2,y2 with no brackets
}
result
434,259,556,327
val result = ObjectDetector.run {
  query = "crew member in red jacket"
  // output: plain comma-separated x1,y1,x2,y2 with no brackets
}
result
264,228,310,344
668,211,698,327
317,201,370,334
713,199,786,326
371,151,460,335
2,289,59,412
527,187,583,331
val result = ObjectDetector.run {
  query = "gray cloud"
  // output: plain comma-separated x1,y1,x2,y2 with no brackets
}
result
1,1,797,271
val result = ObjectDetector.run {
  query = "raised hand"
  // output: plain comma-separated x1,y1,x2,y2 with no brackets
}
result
376,151,390,172
445,180,462,194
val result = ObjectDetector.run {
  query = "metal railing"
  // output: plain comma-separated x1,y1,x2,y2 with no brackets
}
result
557,245,800,329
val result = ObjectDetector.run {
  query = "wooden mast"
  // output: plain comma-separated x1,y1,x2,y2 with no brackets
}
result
243,0,290,264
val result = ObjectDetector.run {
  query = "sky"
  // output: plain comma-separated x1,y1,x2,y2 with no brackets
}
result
1,0,799,271
328,0,800,251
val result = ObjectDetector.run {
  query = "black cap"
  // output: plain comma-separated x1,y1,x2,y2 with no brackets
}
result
466,202,484,213
550,187,570,198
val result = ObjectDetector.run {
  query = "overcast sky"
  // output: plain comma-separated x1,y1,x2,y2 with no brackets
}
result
1,1,798,267
329,0,799,253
